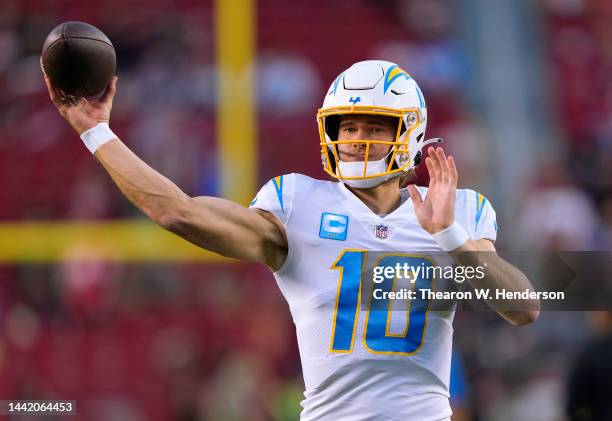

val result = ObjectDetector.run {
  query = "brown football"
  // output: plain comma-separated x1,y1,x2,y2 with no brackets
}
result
41,21,116,97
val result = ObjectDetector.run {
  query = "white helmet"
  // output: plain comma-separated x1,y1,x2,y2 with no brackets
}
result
317,60,440,188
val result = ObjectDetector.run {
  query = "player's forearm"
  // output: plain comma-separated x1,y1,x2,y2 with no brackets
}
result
94,138,190,226
451,240,540,326
94,140,286,265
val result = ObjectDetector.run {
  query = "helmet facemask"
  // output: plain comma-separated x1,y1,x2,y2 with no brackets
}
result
317,106,423,188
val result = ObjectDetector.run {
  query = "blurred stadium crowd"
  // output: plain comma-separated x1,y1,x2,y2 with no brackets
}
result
0,0,611,420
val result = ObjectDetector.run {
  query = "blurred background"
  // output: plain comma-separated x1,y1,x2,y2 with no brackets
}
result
1,0,611,419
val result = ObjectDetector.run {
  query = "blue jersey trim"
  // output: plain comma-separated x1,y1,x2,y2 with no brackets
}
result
475,192,486,228
272,176,284,212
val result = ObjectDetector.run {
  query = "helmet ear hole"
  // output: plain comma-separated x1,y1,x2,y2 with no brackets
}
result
325,115,341,141
326,145,338,173
324,115,340,173
388,159,399,171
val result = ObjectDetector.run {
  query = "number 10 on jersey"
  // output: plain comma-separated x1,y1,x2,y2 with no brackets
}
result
330,250,434,355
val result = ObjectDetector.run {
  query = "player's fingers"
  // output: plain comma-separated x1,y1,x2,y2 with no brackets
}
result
407,184,423,207
39,56,47,77
45,75,95,109
435,147,451,181
447,155,458,182
424,157,437,184
44,76,58,101
44,76,67,108
55,87,70,102
61,92,78,106
427,148,441,179
70,96,86,107
100,76,117,104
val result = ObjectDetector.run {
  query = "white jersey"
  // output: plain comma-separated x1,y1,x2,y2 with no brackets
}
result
250,173,497,421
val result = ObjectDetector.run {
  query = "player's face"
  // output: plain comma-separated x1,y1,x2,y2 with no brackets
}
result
337,115,397,162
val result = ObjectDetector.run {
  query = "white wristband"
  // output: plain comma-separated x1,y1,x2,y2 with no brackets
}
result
80,122,117,153
432,221,470,251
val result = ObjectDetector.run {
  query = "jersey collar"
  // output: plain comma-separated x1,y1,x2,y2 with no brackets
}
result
335,181,414,223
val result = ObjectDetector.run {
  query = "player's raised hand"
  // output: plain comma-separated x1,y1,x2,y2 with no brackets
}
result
407,147,458,235
44,74,118,135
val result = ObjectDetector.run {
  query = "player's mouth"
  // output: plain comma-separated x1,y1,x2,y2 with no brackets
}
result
341,153,372,161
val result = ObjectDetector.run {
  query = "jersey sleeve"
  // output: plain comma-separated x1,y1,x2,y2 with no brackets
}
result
464,189,498,242
248,174,296,226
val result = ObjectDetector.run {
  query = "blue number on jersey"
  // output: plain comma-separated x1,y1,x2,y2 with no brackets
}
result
330,250,433,355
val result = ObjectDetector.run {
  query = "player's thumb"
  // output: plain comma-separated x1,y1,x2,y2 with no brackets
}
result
100,76,118,104
407,184,423,207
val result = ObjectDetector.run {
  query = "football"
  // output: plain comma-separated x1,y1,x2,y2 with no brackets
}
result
41,21,116,97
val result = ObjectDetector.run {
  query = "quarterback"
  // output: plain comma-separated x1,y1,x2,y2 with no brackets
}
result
44,60,539,420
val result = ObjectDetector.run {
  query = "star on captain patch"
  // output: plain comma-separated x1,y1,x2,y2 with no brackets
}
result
375,224,389,239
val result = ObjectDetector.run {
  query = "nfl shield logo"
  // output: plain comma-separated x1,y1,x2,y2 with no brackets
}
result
375,224,389,239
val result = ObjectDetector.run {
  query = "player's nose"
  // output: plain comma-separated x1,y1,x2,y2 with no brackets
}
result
350,139,366,150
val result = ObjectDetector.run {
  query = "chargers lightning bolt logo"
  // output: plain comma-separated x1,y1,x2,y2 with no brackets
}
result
383,65,426,108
